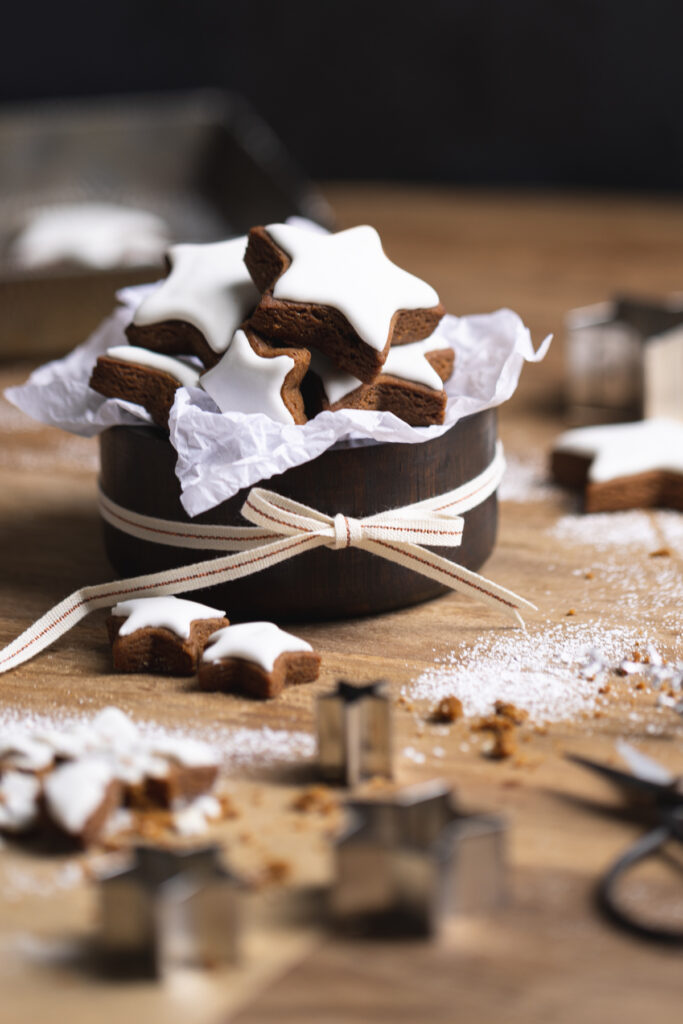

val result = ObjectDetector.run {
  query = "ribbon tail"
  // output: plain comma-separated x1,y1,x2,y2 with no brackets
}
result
0,533,321,675
362,539,536,624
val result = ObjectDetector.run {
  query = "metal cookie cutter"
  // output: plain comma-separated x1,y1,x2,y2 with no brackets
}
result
317,680,392,787
331,780,506,936
99,844,241,977
565,293,683,423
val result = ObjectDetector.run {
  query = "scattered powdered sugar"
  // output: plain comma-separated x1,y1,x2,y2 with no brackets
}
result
406,622,668,724
0,706,314,775
136,720,316,771
1,862,86,903
498,452,562,504
402,746,427,765
551,509,683,554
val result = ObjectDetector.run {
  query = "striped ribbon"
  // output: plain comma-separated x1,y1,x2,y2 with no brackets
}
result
0,442,534,674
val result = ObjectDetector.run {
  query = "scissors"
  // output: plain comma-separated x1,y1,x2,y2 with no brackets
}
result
567,741,683,945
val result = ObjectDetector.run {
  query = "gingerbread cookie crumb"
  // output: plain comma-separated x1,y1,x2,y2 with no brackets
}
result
260,858,292,885
431,695,463,723
291,786,338,816
488,730,518,760
494,701,528,725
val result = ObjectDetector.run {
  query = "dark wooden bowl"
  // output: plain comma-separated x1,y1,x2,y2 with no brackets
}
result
99,409,498,621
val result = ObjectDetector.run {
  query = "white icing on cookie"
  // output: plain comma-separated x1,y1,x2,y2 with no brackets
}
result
200,329,297,424
382,334,449,390
173,794,222,835
132,237,259,353
202,621,313,672
0,735,54,772
148,735,216,769
0,708,221,840
90,706,141,747
554,419,683,483
265,224,440,352
0,772,41,833
308,352,362,405
43,756,116,834
309,332,449,405
10,202,169,270
112,596,226,639
105,346,201,389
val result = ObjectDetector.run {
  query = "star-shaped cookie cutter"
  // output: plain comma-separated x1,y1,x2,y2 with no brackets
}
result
98,844,241,977
317,680,392,787
566,293,683,423
331,780,506,936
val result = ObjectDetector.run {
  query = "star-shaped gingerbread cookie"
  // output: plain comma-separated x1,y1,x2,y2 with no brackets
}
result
200,328,310,424
551,418,683,512
107,596,229,676
245,223,444,382
198,621,320,699
90,345,201,429
303,335,454,426
126,237,260,367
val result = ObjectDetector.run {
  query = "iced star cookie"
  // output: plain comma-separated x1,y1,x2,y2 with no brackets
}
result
551,418,683,512
200,328,310,424
126,237,260,367
107,596,229,676
89,345,201,428
245,223,445,382
198,622,321,699
303,336,454,426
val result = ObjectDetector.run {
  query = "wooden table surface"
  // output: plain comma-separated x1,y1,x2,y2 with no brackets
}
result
0,184,682,1023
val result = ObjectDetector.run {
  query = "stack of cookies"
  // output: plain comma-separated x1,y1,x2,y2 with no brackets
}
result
89,223,454,428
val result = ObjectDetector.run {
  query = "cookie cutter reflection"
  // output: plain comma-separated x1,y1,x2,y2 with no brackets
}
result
331,779,506,936
317,680,392,787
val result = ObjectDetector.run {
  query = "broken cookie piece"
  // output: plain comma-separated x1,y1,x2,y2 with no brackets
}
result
89,345,200,428
198,621,320,699
43,756,122,847
141,737,219,809
107,596,229,676
200,328,310,424
245,223,444,382
0,708,223,850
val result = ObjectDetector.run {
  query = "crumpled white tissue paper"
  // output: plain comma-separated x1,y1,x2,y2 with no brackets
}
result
6,284,551,517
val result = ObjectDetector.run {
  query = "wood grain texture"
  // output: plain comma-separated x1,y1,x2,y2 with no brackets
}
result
0,185,682,1023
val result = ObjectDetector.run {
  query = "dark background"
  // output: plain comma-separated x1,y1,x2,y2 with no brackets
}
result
3,0,683,190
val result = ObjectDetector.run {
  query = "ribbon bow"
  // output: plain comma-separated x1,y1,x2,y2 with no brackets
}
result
0,442,534,675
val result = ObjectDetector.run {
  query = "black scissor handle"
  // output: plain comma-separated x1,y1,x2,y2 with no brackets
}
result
597,820,683,945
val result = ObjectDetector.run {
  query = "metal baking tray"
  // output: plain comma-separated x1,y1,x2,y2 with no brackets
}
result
0,90,333,360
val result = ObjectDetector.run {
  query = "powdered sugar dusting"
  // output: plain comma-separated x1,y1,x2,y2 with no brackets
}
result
0,707,314,774
551,509,683,554
499,452,562,503
407,623,662,724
